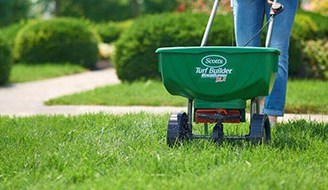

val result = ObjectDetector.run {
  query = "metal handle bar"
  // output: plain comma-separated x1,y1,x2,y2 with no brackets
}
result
265,1,284,47
200,0,283,48
201,0,220,47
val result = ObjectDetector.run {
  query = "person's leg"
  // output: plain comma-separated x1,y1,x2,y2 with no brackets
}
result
233,0,267,118
263,0,299,119
233,0,266,47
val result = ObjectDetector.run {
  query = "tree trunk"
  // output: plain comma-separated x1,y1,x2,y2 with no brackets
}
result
131,0,139,18
55,0,61,16
298,0,302,9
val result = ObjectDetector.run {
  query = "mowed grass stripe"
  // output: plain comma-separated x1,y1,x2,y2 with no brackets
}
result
9,63,86,83
45,80,186,106
46,80,328,114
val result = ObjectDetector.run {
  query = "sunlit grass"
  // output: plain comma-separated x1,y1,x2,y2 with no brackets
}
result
46,80,328,114
285,80,328,114
46,80,187,106
9,63,86,83
0,113,327,189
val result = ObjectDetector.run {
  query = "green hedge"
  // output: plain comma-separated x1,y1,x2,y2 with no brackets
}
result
114,11,328,82
14,18,100,68
0,21,27,48
289,11,328,77
93,20,133,43
0,35,12,85
303,39,328,79
114,13,234,82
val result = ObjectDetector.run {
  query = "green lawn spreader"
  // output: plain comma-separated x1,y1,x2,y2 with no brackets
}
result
156,0,283,146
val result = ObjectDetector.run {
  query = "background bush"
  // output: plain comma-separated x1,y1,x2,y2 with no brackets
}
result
115,11,328,82
14,18,99,68
93,20,133,43
288,11,328,77
302,39,328,79
0,35,12,85
114,12,234,82
0,21,28,48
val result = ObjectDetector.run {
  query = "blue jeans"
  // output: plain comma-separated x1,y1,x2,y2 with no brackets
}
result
233,0,299,116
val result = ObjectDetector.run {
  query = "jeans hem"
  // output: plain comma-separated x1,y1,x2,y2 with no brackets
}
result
263,108,284,117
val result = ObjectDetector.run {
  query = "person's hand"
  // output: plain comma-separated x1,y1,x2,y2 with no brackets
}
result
267,0,274,5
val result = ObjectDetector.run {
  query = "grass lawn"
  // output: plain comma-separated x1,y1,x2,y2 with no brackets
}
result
285,80,328,114
0,113,327,189
9,63,86,83
46,80,187,106
46,80,328,114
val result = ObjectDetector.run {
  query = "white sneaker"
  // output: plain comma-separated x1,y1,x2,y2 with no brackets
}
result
259,97,265,114
268,116,277,127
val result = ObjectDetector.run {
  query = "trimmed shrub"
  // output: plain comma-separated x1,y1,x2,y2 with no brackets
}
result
115,11,328,82
302,39,328,79
0,21,28,47
0,35,12,85
114,13,234,82
289,14,320,77
297,11,328,38
14,18,99,68
94,20,133,43
289,11,328,77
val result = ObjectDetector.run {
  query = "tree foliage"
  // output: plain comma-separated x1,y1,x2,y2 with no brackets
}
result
141,0,179,14
61,0,132,22
33,0,179,22
34,0,132,22
0,0,31,26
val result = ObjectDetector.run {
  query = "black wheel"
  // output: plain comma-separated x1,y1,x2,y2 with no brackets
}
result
248,114,271,144
167,112,191,147
212,123,224,143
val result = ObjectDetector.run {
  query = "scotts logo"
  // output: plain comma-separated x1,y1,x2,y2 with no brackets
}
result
201,55,227,68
